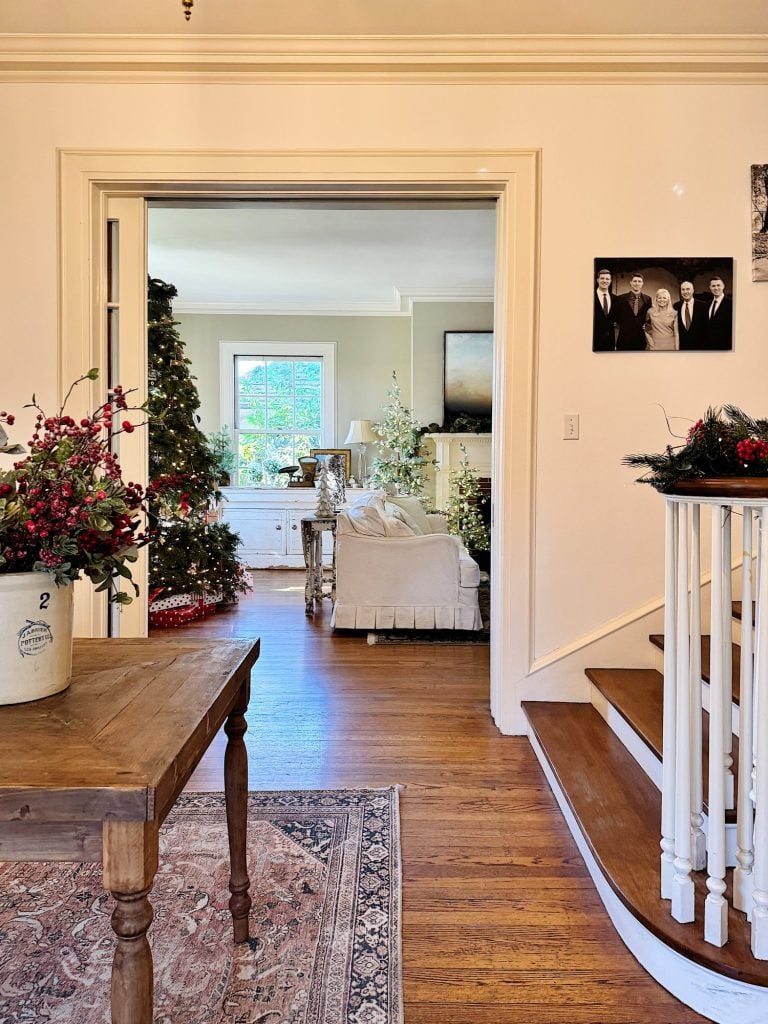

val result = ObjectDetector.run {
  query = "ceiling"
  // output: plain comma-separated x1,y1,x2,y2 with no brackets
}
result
147,202,496,315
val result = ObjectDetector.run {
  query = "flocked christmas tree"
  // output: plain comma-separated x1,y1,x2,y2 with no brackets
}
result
147,278,248,618
369,371,435,497
314,461,335,517
444,445,490,552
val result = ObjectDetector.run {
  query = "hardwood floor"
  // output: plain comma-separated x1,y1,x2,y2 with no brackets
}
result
156,570,706,1023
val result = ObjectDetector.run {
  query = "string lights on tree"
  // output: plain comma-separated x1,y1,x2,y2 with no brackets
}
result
147,278,248,626
368,371,435,497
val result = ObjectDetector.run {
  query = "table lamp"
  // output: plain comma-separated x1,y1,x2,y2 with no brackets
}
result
343,419,378,484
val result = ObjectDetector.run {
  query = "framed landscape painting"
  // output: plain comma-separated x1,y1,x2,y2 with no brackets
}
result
444,331,493,426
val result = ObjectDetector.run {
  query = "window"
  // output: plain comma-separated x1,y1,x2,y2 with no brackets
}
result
220,342,336,487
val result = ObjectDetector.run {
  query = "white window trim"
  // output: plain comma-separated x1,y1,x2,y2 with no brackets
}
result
219,340,337,487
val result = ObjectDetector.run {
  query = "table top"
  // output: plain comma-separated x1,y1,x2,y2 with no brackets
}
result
0,637,260,827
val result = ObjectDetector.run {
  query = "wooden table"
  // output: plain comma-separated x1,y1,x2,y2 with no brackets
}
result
301,513,337,615
0,636,260,1024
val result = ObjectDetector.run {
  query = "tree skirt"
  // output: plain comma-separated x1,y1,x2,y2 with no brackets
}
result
0,789,402,1024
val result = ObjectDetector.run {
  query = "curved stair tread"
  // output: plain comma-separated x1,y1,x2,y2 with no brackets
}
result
586,667,739,823
649,634,742,705
523,700,768,989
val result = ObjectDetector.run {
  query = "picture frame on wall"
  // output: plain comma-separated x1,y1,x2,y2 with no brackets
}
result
751,164,768,281
309,448,352,481
443,331,493,427
592,258,734,352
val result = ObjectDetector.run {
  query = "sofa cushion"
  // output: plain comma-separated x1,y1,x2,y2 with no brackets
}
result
384,495,431,535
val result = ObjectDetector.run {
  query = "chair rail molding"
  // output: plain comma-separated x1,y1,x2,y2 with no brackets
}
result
3,34,768,83
57,146,540,735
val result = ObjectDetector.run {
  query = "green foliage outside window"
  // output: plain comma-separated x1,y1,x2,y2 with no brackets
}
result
235,356,322,486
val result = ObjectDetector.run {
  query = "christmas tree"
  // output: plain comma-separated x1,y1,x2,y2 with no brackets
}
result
369,372,435,497
444,445,490,552
147,278,248,622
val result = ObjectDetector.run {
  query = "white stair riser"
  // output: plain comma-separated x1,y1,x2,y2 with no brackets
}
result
652,648,740,737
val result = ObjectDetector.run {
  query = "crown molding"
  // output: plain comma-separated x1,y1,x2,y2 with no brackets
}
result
2,33,768,82
172,286,494,317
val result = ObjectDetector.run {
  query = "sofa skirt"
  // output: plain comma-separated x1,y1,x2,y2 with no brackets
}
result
331,601,482,631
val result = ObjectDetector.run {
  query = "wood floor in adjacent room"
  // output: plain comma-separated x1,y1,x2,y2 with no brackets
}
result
158,570,706,1024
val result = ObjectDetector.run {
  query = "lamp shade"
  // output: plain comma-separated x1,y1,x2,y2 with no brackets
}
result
344,419,378,445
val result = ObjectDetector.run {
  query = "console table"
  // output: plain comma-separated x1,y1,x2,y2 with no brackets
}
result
0,637,260,1024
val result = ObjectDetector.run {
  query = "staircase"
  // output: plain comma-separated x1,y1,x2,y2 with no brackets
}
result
523,615,768,1023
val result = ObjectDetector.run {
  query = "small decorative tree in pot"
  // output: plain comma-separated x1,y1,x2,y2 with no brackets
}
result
0,370,151,704
369,371,435,497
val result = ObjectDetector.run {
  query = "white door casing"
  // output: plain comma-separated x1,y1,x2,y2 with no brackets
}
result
58,148,540,735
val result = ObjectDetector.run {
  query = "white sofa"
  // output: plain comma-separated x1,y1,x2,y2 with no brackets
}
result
331,493,482,631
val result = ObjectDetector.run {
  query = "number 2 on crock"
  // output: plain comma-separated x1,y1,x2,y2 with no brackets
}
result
39,593,50,610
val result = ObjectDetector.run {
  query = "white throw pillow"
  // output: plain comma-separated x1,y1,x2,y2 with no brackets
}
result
346,502,386,536
384,495,431,535
345,490,387,510
380,513,414,537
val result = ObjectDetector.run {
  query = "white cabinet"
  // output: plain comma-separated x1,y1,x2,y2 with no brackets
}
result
231,510,285,558
221,487,376,568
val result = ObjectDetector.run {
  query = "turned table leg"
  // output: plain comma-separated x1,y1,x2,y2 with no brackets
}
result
224,678,252,942
103,820,159,1024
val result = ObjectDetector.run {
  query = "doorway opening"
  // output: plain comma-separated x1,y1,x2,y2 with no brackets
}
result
145,198,496,642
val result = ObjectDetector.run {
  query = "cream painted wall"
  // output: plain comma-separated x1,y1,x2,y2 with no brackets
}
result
411,301,494,427
2,78,768,702
4,0,768,35
177,313,410,441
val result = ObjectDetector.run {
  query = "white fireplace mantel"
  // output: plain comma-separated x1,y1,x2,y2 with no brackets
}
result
424,432,493,510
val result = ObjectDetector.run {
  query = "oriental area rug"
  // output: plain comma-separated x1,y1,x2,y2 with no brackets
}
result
0,788,402,1024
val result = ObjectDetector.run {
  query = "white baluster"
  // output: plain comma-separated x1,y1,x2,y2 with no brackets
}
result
735,507,755,914
751,508,768,957
689,503,706,871
705,504,728,946
673,502,695,922
751,516,761,921
721,508,735,810
661,498,678,900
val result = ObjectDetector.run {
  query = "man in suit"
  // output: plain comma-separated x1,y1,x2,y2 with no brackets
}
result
706,276,733,350
613,273,652,350
593,267,617,351
674,280,708,350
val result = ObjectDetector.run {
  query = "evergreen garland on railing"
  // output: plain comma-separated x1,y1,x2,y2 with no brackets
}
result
624,406,768,492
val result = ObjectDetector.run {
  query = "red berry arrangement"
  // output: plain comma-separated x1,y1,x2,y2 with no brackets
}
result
0,369,151,603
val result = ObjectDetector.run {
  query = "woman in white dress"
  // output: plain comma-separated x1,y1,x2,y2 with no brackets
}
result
644,288,679,351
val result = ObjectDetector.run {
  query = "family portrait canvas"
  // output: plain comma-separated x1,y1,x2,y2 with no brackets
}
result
751,164,768,281
592,258,734,353
444,331,493,424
